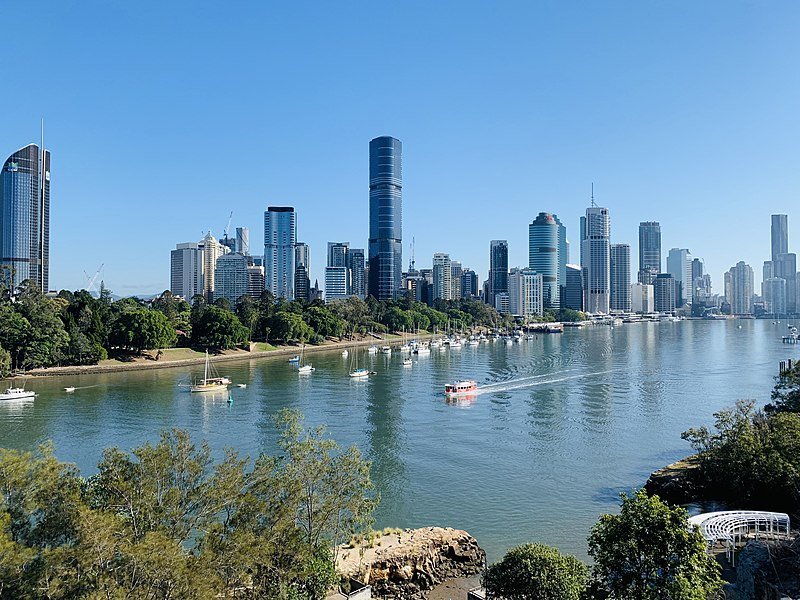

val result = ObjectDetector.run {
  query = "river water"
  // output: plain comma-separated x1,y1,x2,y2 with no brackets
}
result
1,319,796,561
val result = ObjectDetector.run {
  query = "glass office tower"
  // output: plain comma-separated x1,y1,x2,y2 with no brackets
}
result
368,136,402,300
264,206,296,299
1,144,50,291
528,212,566,309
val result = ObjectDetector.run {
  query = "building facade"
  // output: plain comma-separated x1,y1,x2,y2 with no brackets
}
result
564,264,583,311
349,248,366,299
432,253,452,301
528,212,566,309
610,243,631,312
653,273,676,313
170,242,204,299
638,221,661,285
236,227,250,255
774,252,797,314
631,282,654,313
264,206,296,300
727,261,754,315
763,277,787,316
508,267,543,319
772,214,788,262
368,136,402,300
199,232,227,301
247,265,265,299
581,206,611,313
488,240,509,306
667,248,693,306
1,144,50,291
325,266,350,301
214,253,249,306
461,269,479,298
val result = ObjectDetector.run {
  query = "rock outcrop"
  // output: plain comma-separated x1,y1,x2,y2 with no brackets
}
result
734,538,800,599
644,455,702,504
336,527,486,599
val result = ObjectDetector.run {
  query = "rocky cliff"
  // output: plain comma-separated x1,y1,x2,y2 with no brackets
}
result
336,527,486,599
734,538,800,599
644,455,702,504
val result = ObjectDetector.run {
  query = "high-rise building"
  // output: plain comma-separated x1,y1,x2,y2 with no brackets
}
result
771,214,788,262
325,266,350,301
763,261,774,282
199,231,227,301
564,264,583,311
610,243,631,312
774,253,797,313
214,253,249,306
488,240,509,306
264,206,296,299
638,222,661,285
653,273,676,313
0,143,50,291
763,277,787,316
631,282,654,314
170,242,204,299
294,242,310,301
236,227,250,255
368,136,402,300
349,248,366,299
581,206,611,313
528,212,567,309
667,248,692,306
432,253,452,301
247,265,265,299
327,242,350,268
727,261,754,315
450,261,463,299
461,269,479,298
508,268,543,319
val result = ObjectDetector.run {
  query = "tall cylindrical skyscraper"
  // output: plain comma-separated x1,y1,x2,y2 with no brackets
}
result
528,212,566,309
368,136,402,300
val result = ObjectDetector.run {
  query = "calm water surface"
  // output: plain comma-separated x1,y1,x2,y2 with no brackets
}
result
2,319,798,561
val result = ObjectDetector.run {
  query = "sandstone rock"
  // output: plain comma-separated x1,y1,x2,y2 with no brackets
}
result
644,455,702,504
336,527,486,600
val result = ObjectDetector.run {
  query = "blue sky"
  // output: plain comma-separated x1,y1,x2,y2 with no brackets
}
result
2,1,799,295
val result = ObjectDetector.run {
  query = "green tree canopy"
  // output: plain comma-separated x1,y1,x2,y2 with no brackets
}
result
587,490,723,600
191,306,249,350
483,543,588,600
109,308,177,353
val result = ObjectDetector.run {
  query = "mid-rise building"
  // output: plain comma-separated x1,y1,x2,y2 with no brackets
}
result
528,212,567,309
564,264,583,311
638,221,661,285
631,282,654,314
325,266,350,301
727,261,754,315
488,240,509,306
461,269,479,298
610,243,631,312
214,253,249,306
247,265,265,299
368,136,402,300
653,273,676,313
170,242,204,299
450,261,463,299
667,248,692,306
581,206,611,313
264,206,296,299
432,253,452,301
508,267,543,319
199,232,228,302
0,143,51,291
763,277,787,316
494,291,510,314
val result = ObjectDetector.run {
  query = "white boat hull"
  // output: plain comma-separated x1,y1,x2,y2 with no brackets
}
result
0,390,35,401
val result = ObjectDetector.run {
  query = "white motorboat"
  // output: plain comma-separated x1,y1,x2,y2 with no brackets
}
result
368,345,379,354
380,345,392,354
402,358,412,367
236,383,247,388
349,368,370,378
0,386,36,401
64,387,76,393
414,343,431,355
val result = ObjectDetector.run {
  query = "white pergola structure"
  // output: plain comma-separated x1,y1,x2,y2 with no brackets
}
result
688,511,791,565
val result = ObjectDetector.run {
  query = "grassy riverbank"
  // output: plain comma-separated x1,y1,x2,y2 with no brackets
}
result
18,332,424,378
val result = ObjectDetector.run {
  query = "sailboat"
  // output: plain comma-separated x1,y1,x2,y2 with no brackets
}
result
190,351,229,393
297,344,315,374
348,344,371,378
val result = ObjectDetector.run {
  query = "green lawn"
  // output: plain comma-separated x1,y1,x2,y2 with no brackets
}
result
251,342,277,352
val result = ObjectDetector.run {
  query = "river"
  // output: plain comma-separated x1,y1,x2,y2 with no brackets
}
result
1,319,796,561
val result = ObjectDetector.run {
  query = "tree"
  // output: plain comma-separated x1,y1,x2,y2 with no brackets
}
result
587,490,723,600
384,307,413,333
269,312,314,344
109,308,177,353
483,543,588,600
191,306,249,350
767,360,800,413
304,306,346,339
0,346,10,378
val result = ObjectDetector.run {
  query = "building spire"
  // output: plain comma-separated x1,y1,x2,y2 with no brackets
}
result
590,182,596,207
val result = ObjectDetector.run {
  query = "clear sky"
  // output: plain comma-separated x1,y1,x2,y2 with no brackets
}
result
2,1,799,295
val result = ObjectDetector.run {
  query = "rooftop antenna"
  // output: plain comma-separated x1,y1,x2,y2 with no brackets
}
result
590,182,597,207
410,237,416,271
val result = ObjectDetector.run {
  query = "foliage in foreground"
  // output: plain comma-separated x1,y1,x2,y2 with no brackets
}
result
587,490,723,599
483,542,588,600
0,409,375,600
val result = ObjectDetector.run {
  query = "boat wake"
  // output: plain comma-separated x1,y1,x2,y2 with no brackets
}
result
475,370,616,395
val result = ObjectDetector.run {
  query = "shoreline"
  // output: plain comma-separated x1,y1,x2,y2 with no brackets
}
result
14,333,438,379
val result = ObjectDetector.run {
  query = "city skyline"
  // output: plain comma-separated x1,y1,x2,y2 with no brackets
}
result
2,3,800,295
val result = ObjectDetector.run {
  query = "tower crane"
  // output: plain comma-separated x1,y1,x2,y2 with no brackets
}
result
83,264,105,293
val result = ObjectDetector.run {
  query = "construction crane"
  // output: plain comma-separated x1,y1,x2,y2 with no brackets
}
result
224,211,233,239
83,264,104,293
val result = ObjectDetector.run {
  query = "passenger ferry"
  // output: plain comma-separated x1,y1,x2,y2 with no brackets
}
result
444,380,478,397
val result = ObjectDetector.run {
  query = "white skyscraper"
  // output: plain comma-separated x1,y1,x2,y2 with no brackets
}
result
727,261,754,315
433,253,452,301
199,232,228,301
581,206,611,313
630,282,654,314
508,267,543,319
170,242,204,299
667,248,693,306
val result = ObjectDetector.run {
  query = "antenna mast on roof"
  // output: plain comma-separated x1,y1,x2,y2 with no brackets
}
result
410,237,415,271
590,182,597,207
